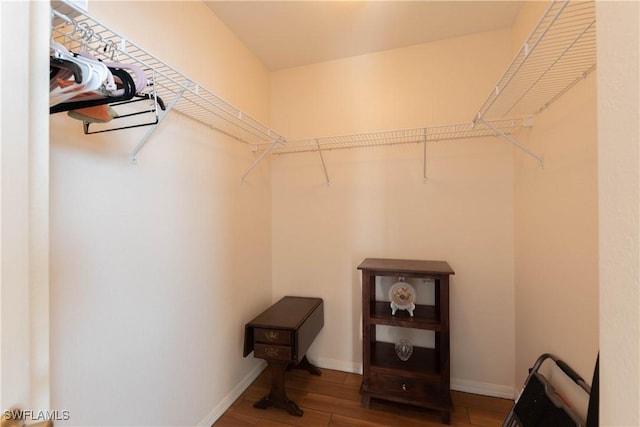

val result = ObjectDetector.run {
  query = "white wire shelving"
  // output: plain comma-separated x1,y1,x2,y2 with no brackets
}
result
50,0,596,180
253,119,530,184
475,0,596,122
263,119,527,155
51,2,285,165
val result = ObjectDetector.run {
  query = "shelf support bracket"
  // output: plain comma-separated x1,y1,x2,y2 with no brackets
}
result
479,118,543,168
316,139,330,185
422,128,428,183
241,137,284,183
129,80,190,165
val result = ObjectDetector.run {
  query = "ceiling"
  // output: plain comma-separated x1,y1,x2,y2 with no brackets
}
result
204,1,523,71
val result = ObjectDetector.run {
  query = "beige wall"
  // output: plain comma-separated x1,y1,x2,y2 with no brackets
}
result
270,30,517,396
510,1,548,55
34,1,640,424
1,0,50,415
511,1,599,418
271,29,512,138
597,1,640,425
512,69,598,410
49,2,272,426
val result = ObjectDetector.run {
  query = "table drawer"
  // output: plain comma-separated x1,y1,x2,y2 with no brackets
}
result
254,328,292,345
254,343,292,361
367,373,439,399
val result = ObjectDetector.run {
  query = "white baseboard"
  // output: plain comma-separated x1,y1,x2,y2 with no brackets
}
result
451,378,515,400
312,357,515,400
312,358,515,400
313,356,363,374
313,357,515,400
197,361,267,427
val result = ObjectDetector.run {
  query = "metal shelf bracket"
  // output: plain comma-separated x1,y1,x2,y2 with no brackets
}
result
240,137,285,183
478,118,543,168
130,82,190,165
316,139,330,185
422,128,428,183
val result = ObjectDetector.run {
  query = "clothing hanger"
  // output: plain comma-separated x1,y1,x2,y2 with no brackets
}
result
50,16,163,131
50,36,123,106
50,42,113,107
49,41,92,106
77,51,147,95
50,66,136,114
50,57,82,84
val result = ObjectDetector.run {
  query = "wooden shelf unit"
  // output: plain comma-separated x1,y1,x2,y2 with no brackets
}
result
358,258,455,424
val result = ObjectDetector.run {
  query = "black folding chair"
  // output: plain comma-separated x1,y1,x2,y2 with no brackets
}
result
503,353,592,427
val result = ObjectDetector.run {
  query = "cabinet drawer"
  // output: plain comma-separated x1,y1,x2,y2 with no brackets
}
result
367,373,439,399
253,343,292,361
254,328,292,345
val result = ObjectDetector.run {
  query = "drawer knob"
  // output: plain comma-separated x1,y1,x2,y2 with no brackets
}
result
402,383,407,391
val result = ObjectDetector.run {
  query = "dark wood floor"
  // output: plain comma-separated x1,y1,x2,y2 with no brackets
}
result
214,367,513,427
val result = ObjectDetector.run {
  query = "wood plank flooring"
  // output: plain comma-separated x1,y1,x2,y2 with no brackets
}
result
213,367,513,427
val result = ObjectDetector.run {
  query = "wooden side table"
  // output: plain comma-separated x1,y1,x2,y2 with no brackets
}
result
243,296,324,416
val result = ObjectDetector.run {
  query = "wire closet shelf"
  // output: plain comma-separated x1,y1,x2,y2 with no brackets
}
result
51,1,285,163
474,0,596,123
51,0,595,167
264,119,527,155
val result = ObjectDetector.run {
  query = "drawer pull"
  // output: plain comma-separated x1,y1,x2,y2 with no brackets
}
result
264,347,279,357
265,330,279,342
402,383,407,391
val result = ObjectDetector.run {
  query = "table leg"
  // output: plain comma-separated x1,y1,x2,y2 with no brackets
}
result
293,355,321,376
253,360,303,416
441,410,451,424
361,393,371,408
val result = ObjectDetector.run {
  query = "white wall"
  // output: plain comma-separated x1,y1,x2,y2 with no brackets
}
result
1,0,32,411
597,1,640,425
1,0,50,416
49,2,272,426
270,30,517,397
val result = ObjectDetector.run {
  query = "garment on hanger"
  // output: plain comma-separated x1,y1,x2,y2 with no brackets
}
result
77,51,148,95
50,56,82,86
49,41,114,107
50,44,164,129
50,66,136,114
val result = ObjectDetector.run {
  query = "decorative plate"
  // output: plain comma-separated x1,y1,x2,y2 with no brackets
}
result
389,281,416,316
